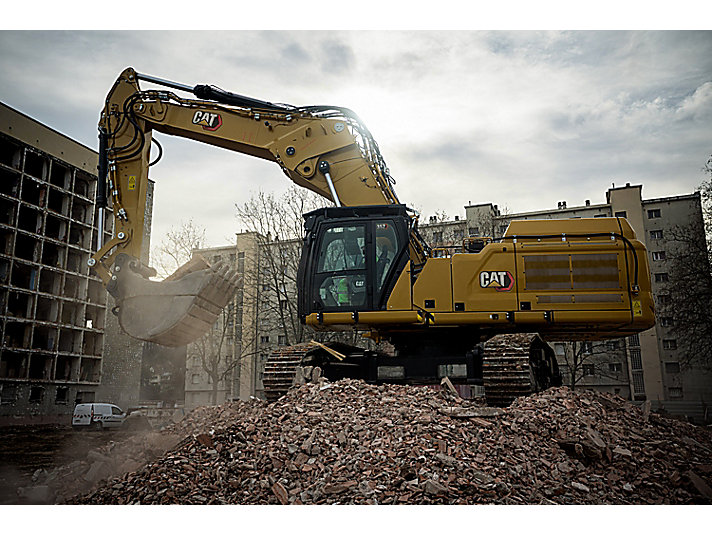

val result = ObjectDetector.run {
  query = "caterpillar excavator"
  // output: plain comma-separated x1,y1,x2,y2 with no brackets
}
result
91,67,655,405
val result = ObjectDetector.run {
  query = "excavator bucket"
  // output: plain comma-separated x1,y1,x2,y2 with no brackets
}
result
108,254,240,347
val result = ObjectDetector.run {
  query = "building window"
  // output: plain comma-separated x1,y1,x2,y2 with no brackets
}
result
658,294,671,305
469,227,479,237
55,387,68,404
662,339,677,350
652,251,666,261
628,333,640,347
279,299,288,312
260,352,269,361
630,348,642,370
583,364,595,376
432,231,443,243
650,229,663,240
614,211,627,218
608,363,622,373
581,342,593,354
278,335,287,346
647,209,661,219
1,384,17,404
260,335,270,344
237,251,245,273
668,387,683,399
262,284,270,292
191,373,201,384
660,317,674,327
632,371,645,394
554,343,566,356
664,362,680,374
654,273,669,283
29,386,44,403
606,340,620,351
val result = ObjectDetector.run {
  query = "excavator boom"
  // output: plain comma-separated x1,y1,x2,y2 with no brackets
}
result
92,68,427,346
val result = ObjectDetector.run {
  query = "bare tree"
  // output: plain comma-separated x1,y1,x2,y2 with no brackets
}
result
235,187,328,347
151,219,207,279
189,306,240,405
235,187,375,351
476,206,511,239
658,159,712,371
557,340,627,390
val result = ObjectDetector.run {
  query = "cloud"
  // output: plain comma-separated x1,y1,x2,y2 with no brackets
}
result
0,30,710,244
319,39,355,75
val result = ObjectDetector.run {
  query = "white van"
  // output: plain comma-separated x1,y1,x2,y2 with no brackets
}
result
72,403,126,430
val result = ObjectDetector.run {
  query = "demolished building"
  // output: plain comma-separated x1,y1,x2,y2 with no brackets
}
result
0,102,152,424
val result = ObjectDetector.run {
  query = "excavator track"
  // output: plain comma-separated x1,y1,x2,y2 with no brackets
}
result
482,333,560,407
265,335,561,406
263,343,315,402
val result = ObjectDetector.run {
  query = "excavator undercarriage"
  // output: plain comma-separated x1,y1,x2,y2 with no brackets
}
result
263,332,562,407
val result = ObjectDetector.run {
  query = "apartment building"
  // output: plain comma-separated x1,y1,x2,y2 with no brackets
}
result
0,103,152,424
184,234,260,409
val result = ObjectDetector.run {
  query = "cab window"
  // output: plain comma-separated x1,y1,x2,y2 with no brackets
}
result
375,222,397,293
317,226,366,272
315,225,367,309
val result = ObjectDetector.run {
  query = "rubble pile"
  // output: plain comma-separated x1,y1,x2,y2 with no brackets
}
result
67,380,712,505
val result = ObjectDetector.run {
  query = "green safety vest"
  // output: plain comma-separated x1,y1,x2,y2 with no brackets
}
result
336,277,349,305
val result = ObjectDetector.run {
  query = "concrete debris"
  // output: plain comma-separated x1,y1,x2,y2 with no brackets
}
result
439,377,460,398
24,380,710,505
438,406,505,419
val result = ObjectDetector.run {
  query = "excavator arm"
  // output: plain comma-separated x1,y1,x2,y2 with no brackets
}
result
92,67,427,346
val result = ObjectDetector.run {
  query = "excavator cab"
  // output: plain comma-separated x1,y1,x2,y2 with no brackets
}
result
298,205,412,318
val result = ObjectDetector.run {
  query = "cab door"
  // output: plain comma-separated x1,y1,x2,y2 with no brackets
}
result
311,223,372,311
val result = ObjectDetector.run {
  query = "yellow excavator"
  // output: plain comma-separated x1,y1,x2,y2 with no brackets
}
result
91,68,655,404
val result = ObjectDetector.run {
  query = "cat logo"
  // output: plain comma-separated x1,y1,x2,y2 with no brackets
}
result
479,270,514,291
192,111,223,131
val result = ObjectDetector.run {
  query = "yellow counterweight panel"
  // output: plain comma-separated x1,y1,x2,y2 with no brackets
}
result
516,240,628,312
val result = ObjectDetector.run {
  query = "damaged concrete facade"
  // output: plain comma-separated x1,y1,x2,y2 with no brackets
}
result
0,103,109,423
0,103,153,424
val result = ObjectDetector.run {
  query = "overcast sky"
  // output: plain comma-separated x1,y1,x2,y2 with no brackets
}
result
1,30,711,250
